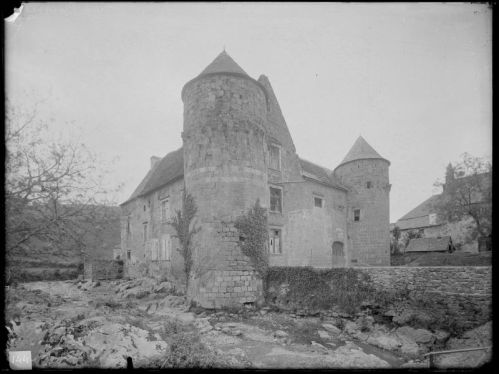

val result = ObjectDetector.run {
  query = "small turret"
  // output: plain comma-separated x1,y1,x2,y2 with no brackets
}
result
334,136,390,266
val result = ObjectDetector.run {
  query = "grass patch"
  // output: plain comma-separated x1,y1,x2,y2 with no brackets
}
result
151,320,229,368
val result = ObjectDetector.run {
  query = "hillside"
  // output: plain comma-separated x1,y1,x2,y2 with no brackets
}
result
7,204,121,283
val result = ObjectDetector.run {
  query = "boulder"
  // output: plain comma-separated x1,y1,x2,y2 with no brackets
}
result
318,330,331,340
366,332,402,351
433,330,450,344
154,282,173,294
274,330,288,339
392,310,415,325
396,326,434,345
344,321,359,335
322,323,341,335
175,312,195,325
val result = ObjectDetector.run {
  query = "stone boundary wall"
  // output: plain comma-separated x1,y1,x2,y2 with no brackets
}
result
266,266,491,329
84,260,124,280
355,266,492,296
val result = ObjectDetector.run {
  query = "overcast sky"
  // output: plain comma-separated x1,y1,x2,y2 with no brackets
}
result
5,2,491,222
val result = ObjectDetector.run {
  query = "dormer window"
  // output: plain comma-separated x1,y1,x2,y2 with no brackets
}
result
269,144,281,171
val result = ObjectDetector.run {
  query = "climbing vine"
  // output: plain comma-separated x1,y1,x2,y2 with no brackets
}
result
168,190,199,288
234,199,269,279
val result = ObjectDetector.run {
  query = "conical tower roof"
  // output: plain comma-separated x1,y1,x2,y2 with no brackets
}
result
198,50,249,77
336,136,389,168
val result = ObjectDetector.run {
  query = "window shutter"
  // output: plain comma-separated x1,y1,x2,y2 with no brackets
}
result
151,240,158,261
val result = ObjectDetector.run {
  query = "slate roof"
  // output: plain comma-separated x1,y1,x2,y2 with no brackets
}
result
299,158,348,191
198,50,249,77
336,136,389,168
397,194,441,222
405,236,453,253
121,148,184,205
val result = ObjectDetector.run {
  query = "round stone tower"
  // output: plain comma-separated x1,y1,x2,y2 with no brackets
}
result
181,51,269,308
334,136,391,266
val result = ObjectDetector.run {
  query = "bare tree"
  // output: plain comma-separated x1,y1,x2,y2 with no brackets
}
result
433,153,492,248
5,102,121,277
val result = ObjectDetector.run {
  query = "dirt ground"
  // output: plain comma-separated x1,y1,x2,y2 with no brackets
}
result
4,278,490,369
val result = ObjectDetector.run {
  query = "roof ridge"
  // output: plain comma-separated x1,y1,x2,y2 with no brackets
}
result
198,51,248,77
336,136,388,168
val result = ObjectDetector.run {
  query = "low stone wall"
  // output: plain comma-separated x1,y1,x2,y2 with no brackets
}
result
266,266,492,330
84,260,124,280
357,266,492,329
355,266,492,296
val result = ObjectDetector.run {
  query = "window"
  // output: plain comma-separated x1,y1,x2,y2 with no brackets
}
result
269,144,281,170
143,222,148,243
366,181,372,189
269,229,282,254
270,187,282,213
126,217,131,239
429,213,437,225
127,250,131,260
353,209,361,222
160,198,170,222
160,235,171,261
314,197,323,208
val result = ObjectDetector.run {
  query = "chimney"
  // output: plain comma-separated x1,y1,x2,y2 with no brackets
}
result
150,156,161,169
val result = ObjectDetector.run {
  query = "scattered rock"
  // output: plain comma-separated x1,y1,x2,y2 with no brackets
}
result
311,341,328,352
318,330,331,340
230,329,243,337
274,330,288,339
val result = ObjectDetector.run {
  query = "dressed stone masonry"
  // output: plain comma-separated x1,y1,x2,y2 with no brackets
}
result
120,51,391,308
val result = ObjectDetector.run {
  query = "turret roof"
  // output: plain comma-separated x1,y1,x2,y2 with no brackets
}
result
198,50,249,77
337,136,389,167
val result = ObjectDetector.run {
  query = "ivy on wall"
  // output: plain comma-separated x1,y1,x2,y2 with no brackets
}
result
234,199,269,279
168,190,199,288
266,267,376,314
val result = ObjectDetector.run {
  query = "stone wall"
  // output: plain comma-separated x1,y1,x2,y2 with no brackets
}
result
182,73,269,308
84,260,123,280
356,266,491,295
266,266,492,328
121,178,185,280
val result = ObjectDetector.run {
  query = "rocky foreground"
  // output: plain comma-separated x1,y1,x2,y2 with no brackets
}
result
5,278,492,369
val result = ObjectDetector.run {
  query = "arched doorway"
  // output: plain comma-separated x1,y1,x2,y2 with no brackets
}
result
332,241,345,267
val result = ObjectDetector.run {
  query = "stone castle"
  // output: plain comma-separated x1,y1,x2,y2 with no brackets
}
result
120,51,391,308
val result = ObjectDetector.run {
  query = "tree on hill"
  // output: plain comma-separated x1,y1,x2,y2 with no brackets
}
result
433,153,492,250
5,101,121,280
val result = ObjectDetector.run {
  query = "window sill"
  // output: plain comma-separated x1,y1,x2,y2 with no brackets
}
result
268,167,282,172
270,253,283,256
269,211,283,215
